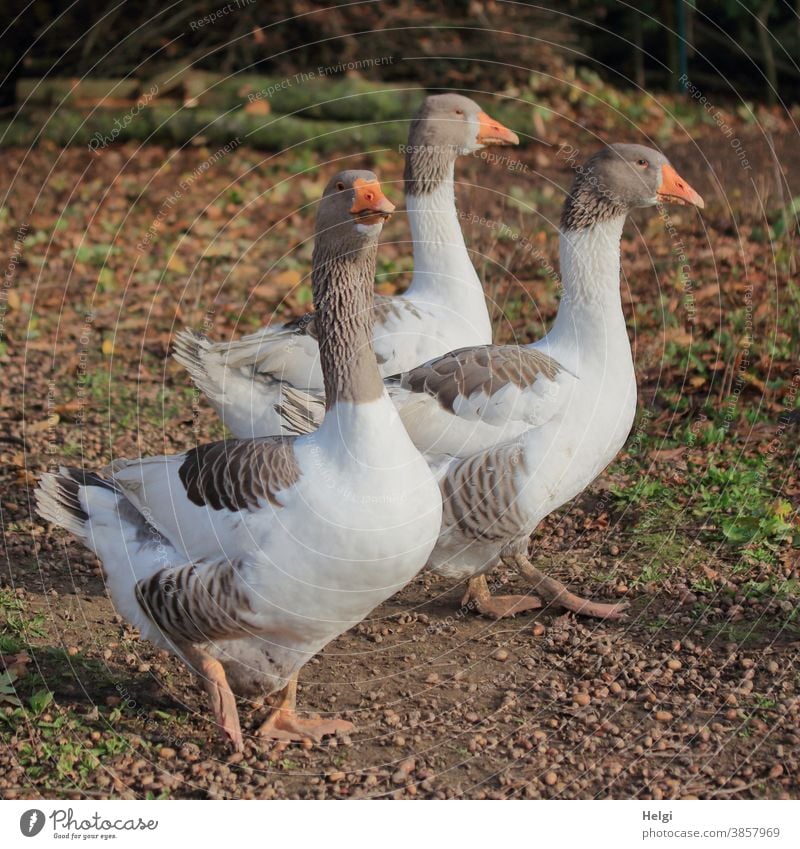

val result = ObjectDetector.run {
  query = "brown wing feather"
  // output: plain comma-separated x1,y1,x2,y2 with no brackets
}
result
441,442,531,542
372,294,424,323
136,559,257,645
179,438,300,512
403,345,561,412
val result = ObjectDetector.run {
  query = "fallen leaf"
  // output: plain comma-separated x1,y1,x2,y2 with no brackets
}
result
1,652,30,679
273,269,302,288
651,447,684,461
28,414,59,433
167,254,187,274
694,283,720,302
54,400,84,416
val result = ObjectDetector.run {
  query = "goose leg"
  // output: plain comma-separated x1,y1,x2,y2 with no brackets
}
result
183,646,243,752
257,674,354,742
503,548,629,621
460,574,542,620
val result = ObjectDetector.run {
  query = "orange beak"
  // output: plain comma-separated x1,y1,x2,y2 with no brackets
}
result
350,177,396,224
476,111,519,146
657,164,704,209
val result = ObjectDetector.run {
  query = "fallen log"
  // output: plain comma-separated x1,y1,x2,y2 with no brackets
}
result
17,73,426,122
0,105,410,152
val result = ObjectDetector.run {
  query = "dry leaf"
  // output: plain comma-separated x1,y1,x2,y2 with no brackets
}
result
167,254,188,274
651,447,684,461
273,269,302,288
28,414,59,433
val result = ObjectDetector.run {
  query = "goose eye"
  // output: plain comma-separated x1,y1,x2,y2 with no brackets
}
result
455,109,464,116
336,181,345,191
636,159,648,168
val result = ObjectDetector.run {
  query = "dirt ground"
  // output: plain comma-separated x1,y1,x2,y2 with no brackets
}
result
1,96,798,798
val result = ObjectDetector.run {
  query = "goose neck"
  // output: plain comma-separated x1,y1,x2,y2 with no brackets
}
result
557,216,626,312
542,215,630,360
406,159,464,250
312,243,384,410
405,167,485,304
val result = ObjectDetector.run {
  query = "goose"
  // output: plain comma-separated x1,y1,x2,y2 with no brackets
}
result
278,144,705,620
173,93,519,438
35,171,443,751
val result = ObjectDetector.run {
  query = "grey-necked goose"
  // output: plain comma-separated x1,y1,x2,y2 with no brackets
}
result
36,171,443,750
173,93,518,438
280,144,704,620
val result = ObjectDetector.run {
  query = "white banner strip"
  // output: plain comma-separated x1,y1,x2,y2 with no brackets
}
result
1,799,798,847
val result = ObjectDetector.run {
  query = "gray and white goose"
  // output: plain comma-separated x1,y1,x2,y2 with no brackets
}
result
280,145,704,619
173,93,518,438
36,171,443,751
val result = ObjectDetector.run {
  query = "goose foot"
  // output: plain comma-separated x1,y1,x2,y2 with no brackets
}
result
257,675,354,743
184,646,243,752
461,574,542,620
506,552,629,621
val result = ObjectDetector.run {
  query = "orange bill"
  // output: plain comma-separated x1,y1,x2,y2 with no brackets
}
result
350,177,396,224
657,164,704,208
476,111,520,146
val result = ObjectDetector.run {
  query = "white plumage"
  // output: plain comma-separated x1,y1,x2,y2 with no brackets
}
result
274,145,705,620
173,94,519,437
36,171,443,750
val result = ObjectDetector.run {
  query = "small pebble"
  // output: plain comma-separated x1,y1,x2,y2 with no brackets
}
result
493,649,509,662
159,747,176,760
544,771,558,786
654,711,673,722
398,757,416,774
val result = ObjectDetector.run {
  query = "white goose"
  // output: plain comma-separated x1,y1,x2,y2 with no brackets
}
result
36,171,443,751
173,94,518,438
280,145,705,619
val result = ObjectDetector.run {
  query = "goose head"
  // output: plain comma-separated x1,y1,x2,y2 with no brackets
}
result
315,170,396,249
408,93,519,156
561,143,704,231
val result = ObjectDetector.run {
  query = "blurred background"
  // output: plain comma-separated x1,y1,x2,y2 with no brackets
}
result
2,0,800,109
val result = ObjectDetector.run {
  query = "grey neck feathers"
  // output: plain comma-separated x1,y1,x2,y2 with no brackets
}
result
560,173,629,231
312,243,384,409
404,142,459,197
